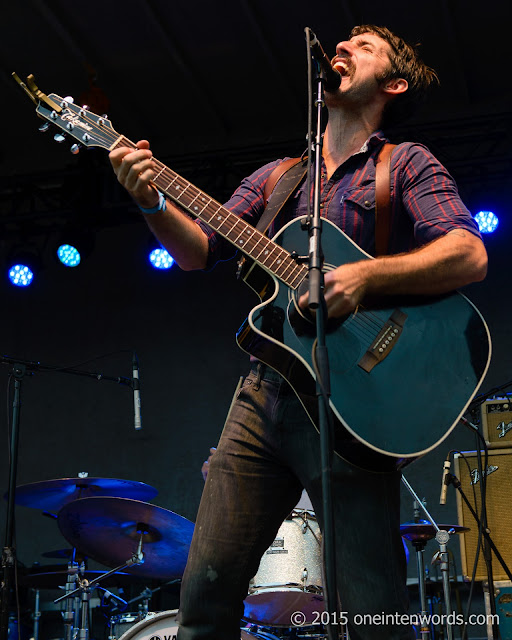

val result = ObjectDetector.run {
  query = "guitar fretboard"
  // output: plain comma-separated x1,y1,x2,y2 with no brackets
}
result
113,137,307,289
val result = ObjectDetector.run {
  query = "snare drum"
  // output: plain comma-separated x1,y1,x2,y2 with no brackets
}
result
244,510,324,626
117,610,179,640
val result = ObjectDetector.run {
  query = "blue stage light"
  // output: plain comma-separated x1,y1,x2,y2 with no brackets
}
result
474,210,499,234
57,243,81,267
149,247,175,270
8,264,34,287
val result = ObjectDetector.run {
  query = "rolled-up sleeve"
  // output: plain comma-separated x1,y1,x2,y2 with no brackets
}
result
396,143,481,245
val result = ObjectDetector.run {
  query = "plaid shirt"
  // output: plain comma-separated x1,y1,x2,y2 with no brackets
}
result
197,131,480,268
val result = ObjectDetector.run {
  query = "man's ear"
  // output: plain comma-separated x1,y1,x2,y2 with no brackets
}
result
383,77,408,96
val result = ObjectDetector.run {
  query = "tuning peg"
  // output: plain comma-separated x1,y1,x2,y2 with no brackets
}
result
54,133,66,143
39,122,50,133
70,143,81,155
61,96,74,107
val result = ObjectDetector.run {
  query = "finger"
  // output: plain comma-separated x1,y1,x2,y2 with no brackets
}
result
298,291,309,310
109,146,133,170
117,152,154,189
124,162,156,192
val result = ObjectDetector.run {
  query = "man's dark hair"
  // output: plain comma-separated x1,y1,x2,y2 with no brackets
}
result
350,25,439,129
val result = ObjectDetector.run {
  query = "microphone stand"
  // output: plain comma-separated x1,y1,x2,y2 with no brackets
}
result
0,354,133,640
304,32,338,640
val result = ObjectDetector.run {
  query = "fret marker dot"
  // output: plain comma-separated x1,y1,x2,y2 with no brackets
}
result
217,216,222,220
264,250,269,255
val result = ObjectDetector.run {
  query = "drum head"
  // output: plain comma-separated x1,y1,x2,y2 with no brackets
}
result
118,610,179,640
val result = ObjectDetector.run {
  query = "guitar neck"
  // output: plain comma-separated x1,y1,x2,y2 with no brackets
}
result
111,137,306,289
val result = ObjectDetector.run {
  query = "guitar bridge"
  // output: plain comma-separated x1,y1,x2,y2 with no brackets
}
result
358,309,407,373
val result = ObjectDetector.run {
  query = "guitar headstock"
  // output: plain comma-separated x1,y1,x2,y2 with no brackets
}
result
37,93,118,151
13,72,119,152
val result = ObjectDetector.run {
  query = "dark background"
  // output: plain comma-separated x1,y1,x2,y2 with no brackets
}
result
1,0,511,637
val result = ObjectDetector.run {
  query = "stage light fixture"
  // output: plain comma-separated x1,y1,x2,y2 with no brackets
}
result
57,243,81,267
55,231,94,268
474,210,499,234
6,248,41,288
149,246,175,270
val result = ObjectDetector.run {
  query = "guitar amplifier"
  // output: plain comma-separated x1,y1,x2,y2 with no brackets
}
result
454,449,512,581
480,395,512,447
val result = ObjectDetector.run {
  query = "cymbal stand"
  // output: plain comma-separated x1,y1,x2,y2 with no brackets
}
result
33,588,41,640
402,475,453,640
54,536,145,639
62,560,80,640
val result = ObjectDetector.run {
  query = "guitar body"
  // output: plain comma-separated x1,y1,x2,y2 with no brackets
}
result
236,217,491,472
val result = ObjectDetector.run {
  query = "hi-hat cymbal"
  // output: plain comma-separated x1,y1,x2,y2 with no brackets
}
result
400,520,469,543
12,478,158,511
57,497,194,580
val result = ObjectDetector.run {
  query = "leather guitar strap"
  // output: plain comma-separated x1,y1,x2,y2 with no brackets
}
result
374,142,396,257
258,157,307,234
237,157,306,276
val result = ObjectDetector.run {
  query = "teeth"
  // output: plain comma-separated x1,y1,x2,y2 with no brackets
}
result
334,60,349,76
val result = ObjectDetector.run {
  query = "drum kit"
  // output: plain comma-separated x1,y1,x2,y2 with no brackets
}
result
9,476,469,640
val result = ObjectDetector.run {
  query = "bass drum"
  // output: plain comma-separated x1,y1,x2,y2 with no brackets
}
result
117,610,179,640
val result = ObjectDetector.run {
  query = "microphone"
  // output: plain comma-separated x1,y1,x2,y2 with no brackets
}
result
307,29,341,93
132,352,142,431
102,589,128,608
439,457,451,505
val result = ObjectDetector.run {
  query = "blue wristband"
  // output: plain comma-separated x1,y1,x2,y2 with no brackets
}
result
138,191,166,214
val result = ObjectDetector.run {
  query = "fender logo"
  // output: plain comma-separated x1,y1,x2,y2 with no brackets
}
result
470,464,498,485
497,420,512,438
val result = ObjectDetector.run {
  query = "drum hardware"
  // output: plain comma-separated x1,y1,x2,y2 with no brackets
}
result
119,578,181,616
57,497,194,580
32,588,41,640
54,533,145,640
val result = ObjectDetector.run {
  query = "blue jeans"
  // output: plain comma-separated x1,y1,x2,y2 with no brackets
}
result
177,365,413,640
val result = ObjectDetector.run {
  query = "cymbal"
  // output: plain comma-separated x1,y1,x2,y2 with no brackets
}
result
19,568,137,589
400,520,469,543
57,497,194,580
12,478,158,510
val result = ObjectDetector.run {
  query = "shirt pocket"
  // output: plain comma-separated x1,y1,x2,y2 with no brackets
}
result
341,186,375,212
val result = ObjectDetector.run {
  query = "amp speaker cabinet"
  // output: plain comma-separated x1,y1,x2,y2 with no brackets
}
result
480,396,512,447
454,449,512,581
